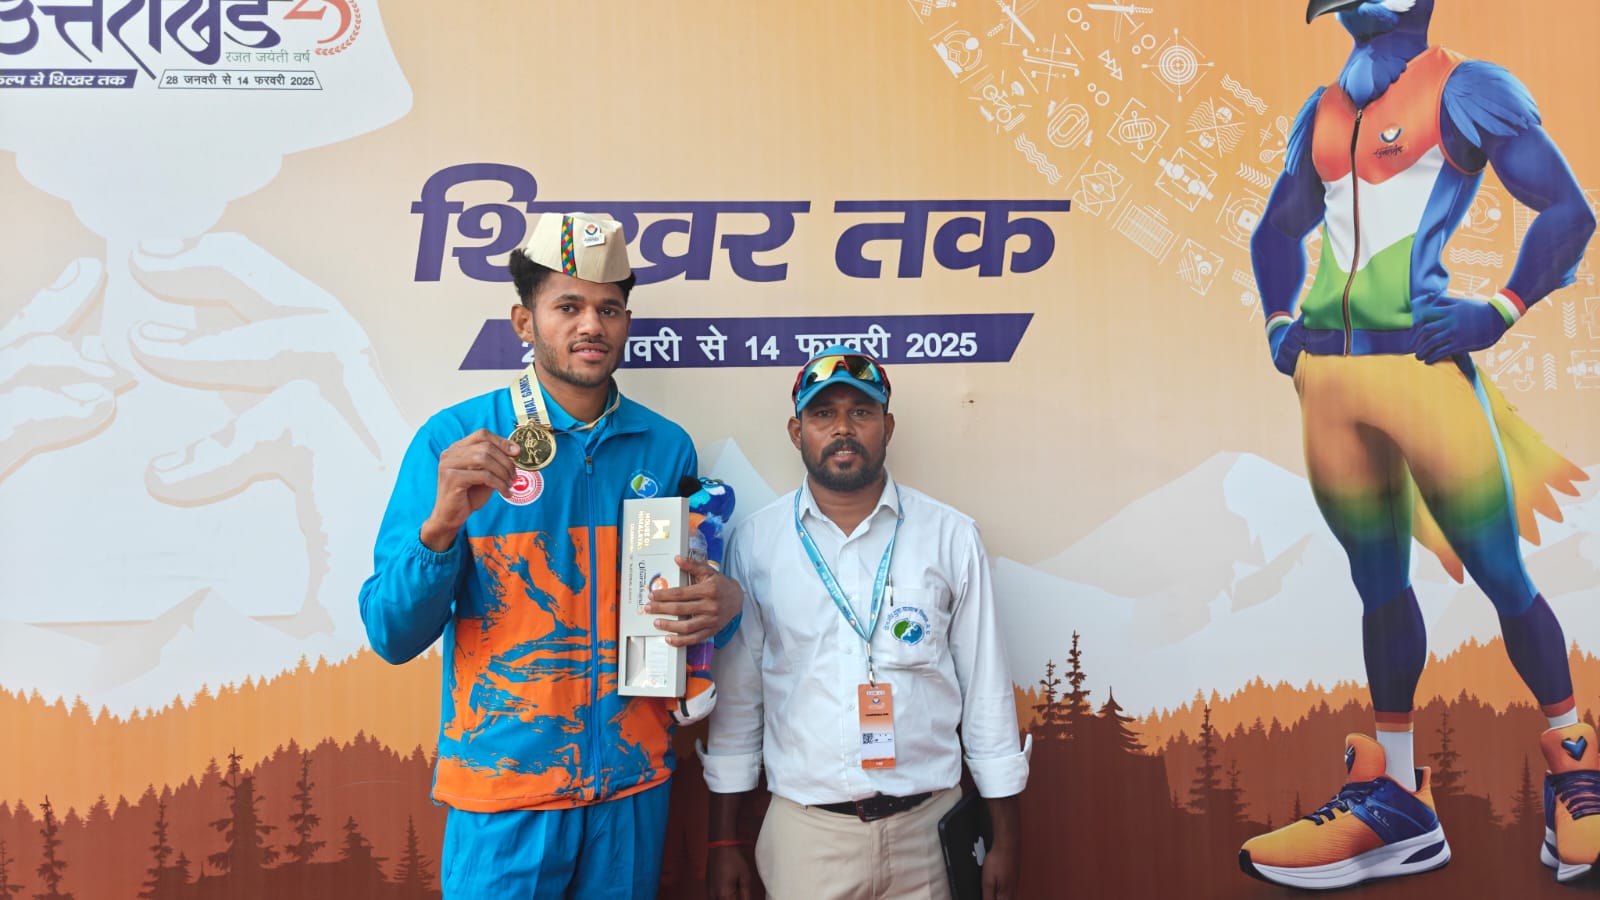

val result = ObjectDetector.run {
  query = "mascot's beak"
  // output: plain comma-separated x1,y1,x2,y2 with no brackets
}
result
1306,0,1365,23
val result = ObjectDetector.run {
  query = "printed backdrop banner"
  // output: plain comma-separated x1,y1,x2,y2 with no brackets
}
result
1,1,1596,897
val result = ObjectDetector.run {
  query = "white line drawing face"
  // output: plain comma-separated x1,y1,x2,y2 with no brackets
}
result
0,2,413,710
2,3,411,242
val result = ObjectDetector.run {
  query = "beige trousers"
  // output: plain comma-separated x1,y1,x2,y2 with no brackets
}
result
755,788,961,900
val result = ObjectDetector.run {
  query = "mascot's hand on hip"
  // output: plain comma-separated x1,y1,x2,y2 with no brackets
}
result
1410,293,1511,364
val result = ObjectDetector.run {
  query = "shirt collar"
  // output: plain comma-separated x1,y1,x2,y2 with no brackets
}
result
798,471,900,533
540,381,622,432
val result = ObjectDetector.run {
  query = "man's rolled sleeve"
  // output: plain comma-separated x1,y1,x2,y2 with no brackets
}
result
700,529,767,794
698,744,764,794
949,524,1031,799
966,733,1032,799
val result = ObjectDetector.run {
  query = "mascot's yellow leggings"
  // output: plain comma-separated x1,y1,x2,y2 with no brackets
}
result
1293,352,1583,613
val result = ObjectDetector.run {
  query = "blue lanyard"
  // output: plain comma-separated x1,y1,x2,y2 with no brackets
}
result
793,486,903,682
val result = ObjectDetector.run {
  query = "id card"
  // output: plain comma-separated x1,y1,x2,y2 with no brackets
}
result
858,682,896,769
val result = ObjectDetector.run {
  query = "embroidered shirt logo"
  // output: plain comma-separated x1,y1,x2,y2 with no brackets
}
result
886,606,930,645
629,471,661,498
1373,126,1406,159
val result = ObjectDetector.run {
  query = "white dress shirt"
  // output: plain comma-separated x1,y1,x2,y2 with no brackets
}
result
700,473,1030,805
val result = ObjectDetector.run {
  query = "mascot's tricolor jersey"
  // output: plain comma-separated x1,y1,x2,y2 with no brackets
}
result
1303,47,1474,351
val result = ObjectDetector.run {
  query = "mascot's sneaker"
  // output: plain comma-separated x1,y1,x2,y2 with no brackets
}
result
1239,734,1450,890
1542,776,1561,871
1540,722,1600,883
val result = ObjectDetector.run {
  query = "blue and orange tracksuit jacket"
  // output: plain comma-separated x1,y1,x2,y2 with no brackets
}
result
359,386,697,812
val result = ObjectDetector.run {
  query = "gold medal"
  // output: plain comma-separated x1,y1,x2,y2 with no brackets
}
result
509,422,557,471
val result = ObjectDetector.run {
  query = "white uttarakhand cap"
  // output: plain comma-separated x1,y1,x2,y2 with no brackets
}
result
519,212,632,283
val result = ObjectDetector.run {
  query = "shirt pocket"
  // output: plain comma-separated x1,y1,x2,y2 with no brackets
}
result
870,586,949,672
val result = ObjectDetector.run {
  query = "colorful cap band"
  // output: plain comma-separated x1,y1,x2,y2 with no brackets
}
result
520,211,631,283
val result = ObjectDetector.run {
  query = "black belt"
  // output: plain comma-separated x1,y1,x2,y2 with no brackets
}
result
814,792,933,822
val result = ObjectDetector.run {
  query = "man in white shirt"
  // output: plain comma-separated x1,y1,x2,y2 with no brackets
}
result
700,345,1030,900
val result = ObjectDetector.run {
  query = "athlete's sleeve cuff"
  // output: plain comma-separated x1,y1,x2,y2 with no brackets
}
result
1489,289,1526,326
408,531,462,566
1265,311,1294,336
712,613,742,649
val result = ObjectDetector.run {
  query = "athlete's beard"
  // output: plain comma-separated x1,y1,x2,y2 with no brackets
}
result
803,437,886,494
530,326,615,389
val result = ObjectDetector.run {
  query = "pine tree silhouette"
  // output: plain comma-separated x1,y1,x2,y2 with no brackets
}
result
1221,758,1249,826
1061,631,1094,735
1187,705,1223,817
33,796,72,900
207,749,279,881
1506,752,1546,857
1431,710,1466,798
0,839,22,898
9,802,32,837
392,816,439,899
138,799,187,900
1509,755,1541,830
336,816,389,889
81,798,109,834
283,751,326,866
200,758,222,789
1094,688,1146,754
1033,660,1067,741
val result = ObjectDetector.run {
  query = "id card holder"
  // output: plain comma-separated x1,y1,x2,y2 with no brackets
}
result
858,682,896,769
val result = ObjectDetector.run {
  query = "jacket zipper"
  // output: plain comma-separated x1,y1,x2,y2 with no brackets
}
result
585,451,600,801
1342,107,1363,356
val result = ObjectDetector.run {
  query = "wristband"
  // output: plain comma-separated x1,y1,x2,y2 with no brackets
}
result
1488,289,1526,326
1265,311,1293,336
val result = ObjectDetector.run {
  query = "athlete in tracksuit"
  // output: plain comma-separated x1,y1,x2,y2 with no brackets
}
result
360,212,742,898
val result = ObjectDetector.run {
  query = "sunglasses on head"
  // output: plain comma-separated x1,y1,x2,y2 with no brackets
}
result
791,353,891,400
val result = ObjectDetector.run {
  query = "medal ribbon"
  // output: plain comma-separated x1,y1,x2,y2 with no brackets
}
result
511,363,554,429
793,488,903,684
510,363,621,433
